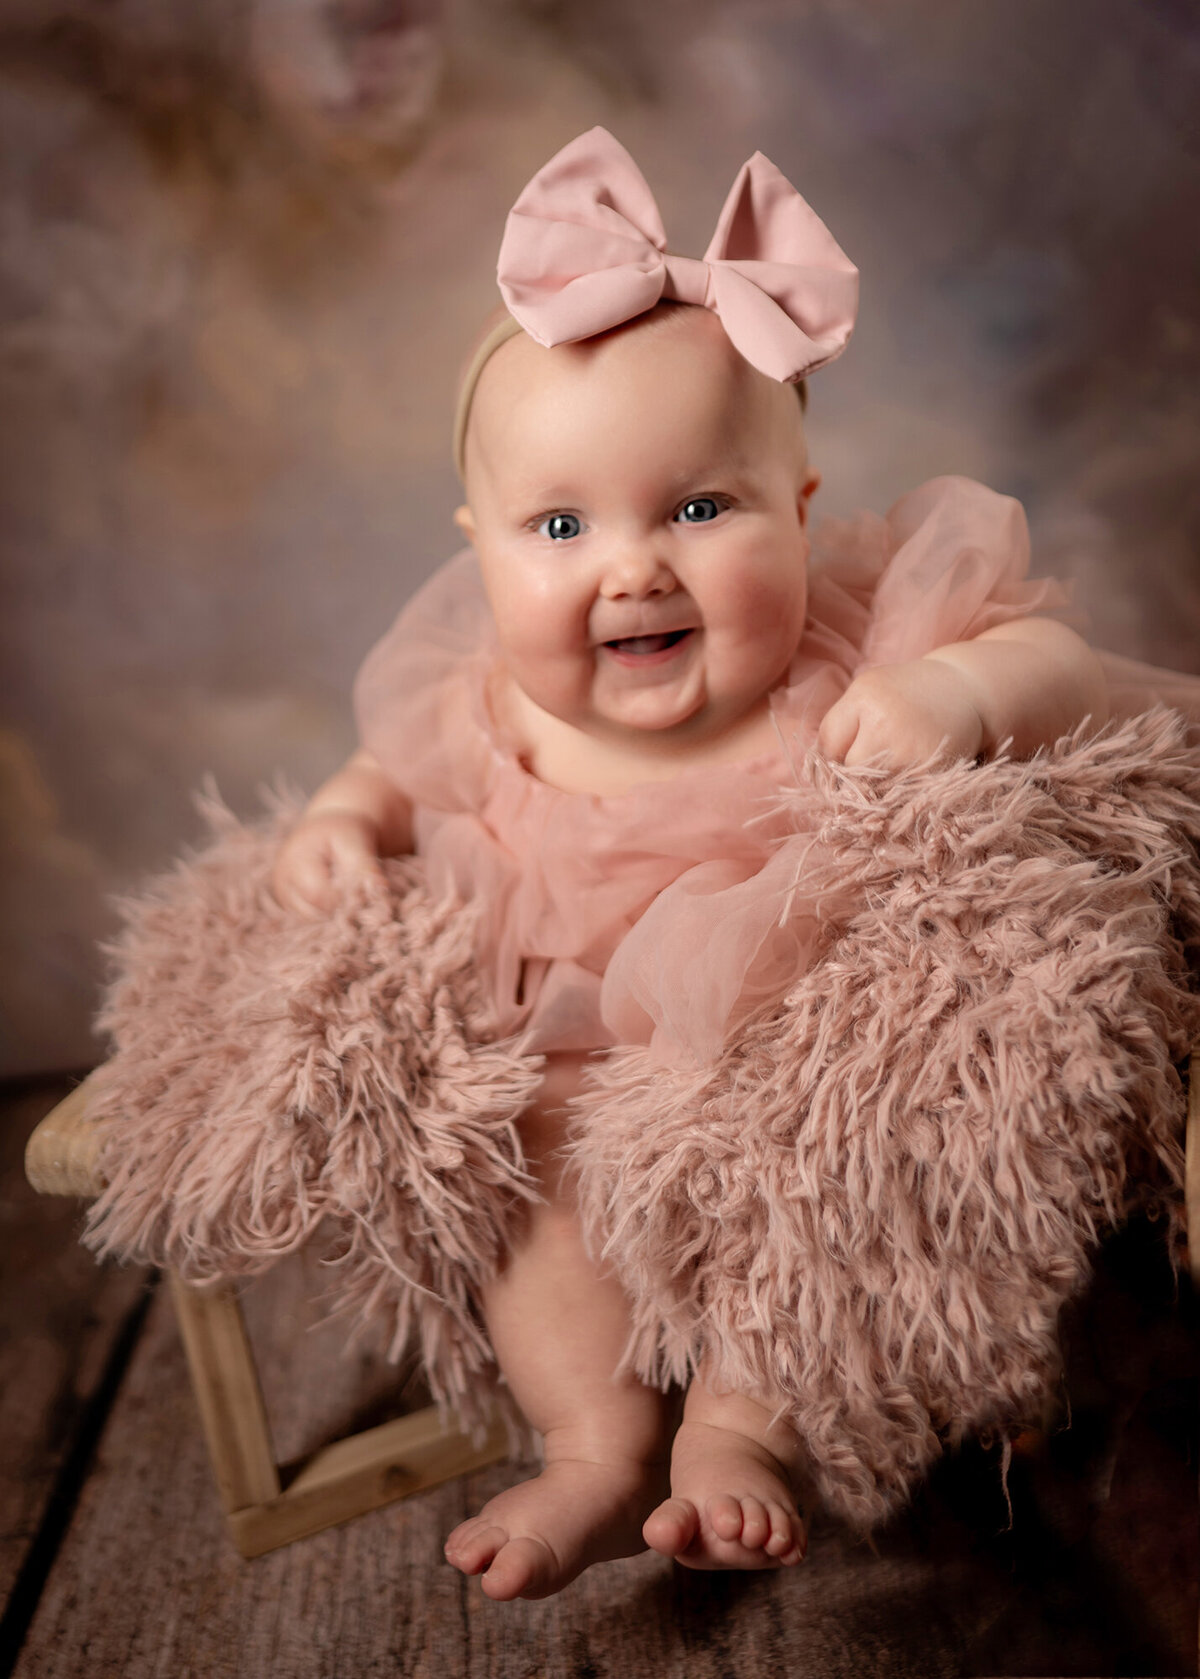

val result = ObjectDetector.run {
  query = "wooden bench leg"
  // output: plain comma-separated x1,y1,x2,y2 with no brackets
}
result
166,1270,508,1558
167,1273,281,1510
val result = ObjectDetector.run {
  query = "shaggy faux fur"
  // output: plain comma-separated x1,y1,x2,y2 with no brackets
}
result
85,788,543,1427
85,711,1200,1523
571,708,1200,1527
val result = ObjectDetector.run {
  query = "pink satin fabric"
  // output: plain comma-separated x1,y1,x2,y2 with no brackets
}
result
497,127,859,384
355,476,1077,1067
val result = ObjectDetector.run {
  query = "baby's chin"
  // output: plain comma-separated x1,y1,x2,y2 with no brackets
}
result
584,662,714,739
589,695,708,740
577,691,786,759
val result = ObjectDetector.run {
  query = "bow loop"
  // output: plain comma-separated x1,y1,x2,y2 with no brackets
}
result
497,127,857,383
498,128,669,347
704,152,860,379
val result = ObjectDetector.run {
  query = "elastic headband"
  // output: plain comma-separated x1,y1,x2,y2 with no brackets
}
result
453,311,524,480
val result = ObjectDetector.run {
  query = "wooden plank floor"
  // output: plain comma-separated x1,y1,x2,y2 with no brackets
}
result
4,1078,1199,1678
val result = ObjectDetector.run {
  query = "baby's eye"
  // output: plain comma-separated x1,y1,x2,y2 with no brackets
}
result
537,512,585,540
675,497,724,524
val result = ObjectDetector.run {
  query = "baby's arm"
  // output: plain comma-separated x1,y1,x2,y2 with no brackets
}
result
818,618,1109,768
270,748,414,914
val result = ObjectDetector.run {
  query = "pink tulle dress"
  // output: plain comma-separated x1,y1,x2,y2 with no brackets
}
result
354,475,1193,1068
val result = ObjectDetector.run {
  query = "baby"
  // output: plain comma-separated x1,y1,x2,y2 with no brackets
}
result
271,130,1108,1599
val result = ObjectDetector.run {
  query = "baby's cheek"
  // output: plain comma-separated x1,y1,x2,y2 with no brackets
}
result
491,593,569,671
736,566,808,651
496,632,593,721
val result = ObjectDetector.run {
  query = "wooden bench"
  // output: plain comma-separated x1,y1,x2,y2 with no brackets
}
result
23,1073,508,1557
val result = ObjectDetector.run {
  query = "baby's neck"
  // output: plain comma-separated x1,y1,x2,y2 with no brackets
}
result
493,673,784,798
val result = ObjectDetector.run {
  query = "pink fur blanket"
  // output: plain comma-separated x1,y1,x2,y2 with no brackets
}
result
84,710,1200,1527
86,792,543,1418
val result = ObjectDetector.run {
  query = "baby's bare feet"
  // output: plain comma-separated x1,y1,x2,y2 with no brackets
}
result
444,1449,667,1600
643,1418,807,1571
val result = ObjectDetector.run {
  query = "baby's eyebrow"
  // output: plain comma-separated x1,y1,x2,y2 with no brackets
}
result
515,483,581,504
502,487,583,519
668,460,759,494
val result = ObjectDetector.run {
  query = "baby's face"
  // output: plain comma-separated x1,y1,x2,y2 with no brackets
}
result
457,306,818,752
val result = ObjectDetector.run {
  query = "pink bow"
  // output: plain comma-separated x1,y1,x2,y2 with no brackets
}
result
497,127,858,383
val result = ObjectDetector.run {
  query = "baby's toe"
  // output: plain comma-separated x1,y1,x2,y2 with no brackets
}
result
736,1497,772,1551
763,1502,805,1561
444,1518,508,1576
706,1494,748,1544
482,1535,559,1602
643,1497,699,1558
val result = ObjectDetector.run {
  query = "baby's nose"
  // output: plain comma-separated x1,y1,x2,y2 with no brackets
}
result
600,543,676,598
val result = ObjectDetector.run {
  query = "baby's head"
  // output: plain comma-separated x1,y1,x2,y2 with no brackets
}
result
454,301,820,751
450,127,856,755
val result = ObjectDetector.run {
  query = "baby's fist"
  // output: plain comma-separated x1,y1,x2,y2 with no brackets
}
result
270,808,384,915
818,658,985,769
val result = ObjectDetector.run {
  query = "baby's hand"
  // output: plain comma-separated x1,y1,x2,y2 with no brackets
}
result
270,808,384,915
818,657,985,769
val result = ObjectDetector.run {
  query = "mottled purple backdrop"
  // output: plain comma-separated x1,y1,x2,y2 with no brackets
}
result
2,0,1199,1075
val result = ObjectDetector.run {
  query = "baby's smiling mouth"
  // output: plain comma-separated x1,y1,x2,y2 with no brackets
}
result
603,629,693,657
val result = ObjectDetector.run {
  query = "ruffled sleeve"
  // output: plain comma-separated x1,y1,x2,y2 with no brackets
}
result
353,552,499,813
804,475,1075,677
1097,650,1200,739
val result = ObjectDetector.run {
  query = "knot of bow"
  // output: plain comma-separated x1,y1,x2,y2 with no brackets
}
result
497,127,858,384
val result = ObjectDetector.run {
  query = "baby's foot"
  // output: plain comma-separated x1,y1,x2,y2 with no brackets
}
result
444,1451,667,1600
643,1418,807,1570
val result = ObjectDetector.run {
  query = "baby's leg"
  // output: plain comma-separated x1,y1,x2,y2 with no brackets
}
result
643,1367,808,1570
443,1055,669,1600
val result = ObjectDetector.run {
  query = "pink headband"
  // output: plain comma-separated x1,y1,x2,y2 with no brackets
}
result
453,128,858,477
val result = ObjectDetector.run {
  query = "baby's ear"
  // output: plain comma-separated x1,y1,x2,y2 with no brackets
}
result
453,504,477,545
